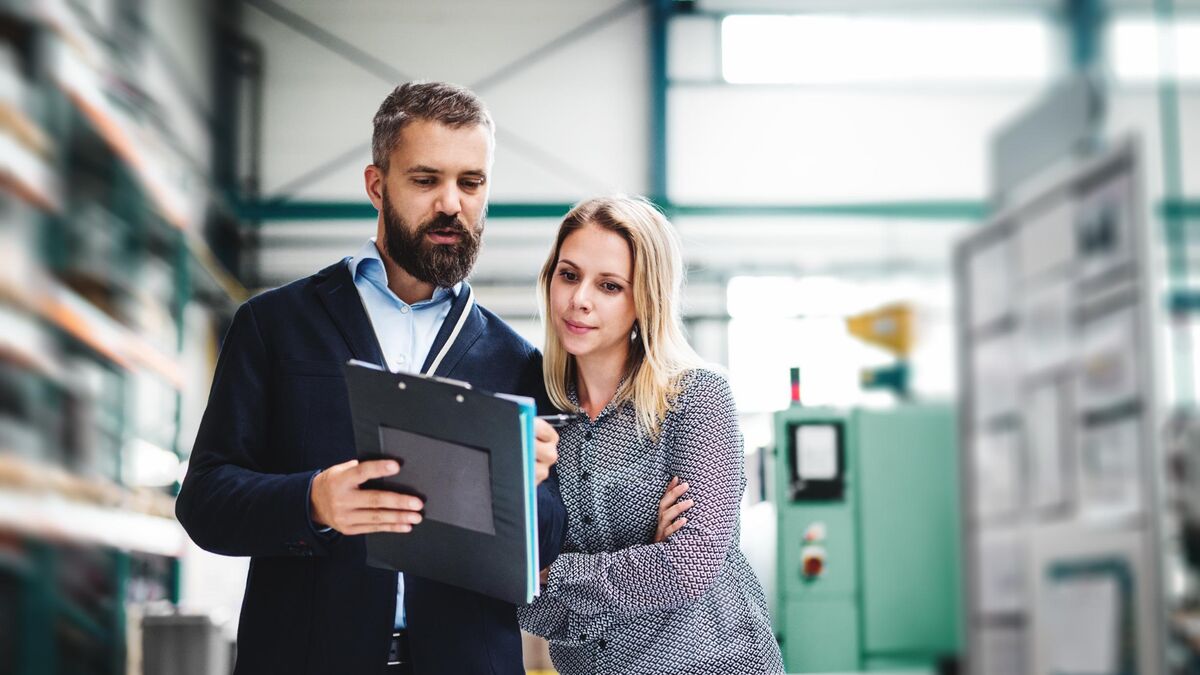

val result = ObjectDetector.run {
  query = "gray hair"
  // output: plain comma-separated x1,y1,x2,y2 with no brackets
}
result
371,81,494,172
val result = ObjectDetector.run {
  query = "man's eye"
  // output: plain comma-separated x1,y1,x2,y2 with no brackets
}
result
412,177,436,186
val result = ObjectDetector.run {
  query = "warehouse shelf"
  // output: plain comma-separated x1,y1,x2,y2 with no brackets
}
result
41,38,247,306
0,273,183,389
56,595,111,643
0,491,183,556
0,454,175,516
0,2,233,673
0,147,58,211
0,104,60,212
0,455,182,557
44,20,191,231
0,548,33,577
0,335,64,384
6,3,248,314
43,8,246,305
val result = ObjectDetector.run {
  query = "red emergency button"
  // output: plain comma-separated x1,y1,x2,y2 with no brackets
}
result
801,546,826,579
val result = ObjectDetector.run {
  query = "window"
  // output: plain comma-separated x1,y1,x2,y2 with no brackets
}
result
721,14,1056,85
726,275,955,412
1108,16,1200,82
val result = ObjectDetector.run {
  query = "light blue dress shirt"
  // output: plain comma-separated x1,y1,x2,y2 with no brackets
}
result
347,237,460,629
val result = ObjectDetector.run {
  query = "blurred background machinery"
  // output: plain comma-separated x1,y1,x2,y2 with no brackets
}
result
772,402,962,673
957,84,1167,673
772,304,962,673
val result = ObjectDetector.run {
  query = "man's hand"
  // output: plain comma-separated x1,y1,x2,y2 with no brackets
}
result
533,418,559,485
310,459,425,535
654,476,694,543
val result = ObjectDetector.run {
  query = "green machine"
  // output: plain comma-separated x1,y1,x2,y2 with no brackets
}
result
772,402,963,673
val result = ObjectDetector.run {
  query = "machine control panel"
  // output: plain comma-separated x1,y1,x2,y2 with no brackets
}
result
787,422,846,501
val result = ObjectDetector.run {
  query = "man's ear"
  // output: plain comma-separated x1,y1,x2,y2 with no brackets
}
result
364,165,385,211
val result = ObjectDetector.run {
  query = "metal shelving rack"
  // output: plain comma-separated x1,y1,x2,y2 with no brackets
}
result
1,0,246,673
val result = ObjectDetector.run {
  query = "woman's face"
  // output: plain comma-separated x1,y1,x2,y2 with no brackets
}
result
549,222,637,364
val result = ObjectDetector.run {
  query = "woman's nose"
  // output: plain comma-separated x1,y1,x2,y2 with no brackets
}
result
571,286,592,311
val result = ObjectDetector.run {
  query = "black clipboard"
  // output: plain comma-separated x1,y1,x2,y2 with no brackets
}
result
343,360,539,605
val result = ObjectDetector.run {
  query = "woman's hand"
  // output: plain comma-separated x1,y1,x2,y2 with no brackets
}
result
533,419,559,485
654,476,695,543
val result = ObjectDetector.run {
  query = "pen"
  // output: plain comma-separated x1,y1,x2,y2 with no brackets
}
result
537,413,585,428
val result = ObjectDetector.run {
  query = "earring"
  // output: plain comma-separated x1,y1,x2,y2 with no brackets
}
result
631,325,639,341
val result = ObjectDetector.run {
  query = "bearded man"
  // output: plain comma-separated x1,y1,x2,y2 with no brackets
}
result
176,81,566,675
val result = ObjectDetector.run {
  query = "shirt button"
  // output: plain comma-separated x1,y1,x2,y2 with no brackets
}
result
400,306,410,314
581,471,590,480
579,634,588,641
599,639,607,649
583,515,593,525
584,431,593,441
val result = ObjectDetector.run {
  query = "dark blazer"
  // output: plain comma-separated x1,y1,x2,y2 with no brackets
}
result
176,260,567,675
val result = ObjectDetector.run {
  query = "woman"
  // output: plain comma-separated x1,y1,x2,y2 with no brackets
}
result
519,196,783,674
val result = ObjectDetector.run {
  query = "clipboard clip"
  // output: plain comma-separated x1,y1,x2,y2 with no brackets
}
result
430,375,472,390
347,359,472,390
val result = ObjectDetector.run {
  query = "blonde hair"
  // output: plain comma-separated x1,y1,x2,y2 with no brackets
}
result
538,195,703,438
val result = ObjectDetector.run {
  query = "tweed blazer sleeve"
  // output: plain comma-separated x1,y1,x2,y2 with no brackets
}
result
540,370,744,618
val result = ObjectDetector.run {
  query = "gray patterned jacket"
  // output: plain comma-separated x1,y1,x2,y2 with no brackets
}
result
519,368,785,675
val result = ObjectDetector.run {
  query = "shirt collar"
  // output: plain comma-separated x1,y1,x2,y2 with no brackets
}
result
348,238,461,306
566,369,633,422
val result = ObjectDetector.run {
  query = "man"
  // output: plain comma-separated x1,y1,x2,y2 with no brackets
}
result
176,82,566,675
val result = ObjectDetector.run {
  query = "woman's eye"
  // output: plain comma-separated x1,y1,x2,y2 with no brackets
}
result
558,269,577,282
602,282,622,293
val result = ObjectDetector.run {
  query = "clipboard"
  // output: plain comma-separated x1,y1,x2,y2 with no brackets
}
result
343,360,539,605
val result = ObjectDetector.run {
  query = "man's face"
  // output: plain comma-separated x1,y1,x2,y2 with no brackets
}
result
377,119,493,288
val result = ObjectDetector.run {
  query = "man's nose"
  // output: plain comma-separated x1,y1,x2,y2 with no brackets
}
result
435,183,462,216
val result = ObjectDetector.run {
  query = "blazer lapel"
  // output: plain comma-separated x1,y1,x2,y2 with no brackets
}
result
421,281,484,377
313,260,386,367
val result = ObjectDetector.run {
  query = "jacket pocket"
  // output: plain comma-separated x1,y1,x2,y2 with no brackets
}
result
275,362,353,471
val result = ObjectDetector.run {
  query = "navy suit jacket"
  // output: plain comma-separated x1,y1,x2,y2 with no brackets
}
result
176,260,566,675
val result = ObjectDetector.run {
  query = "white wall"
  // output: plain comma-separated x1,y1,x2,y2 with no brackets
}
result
669,87,1044,203
245,0,650,202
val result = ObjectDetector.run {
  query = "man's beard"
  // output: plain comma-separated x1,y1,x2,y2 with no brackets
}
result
380,187,483,288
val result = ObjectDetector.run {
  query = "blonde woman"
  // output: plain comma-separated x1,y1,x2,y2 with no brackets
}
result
519,196,783,674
